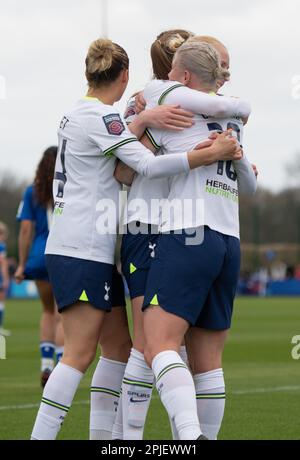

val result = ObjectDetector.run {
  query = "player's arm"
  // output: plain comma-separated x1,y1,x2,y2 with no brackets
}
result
114,134,156,185
90,110,241,179
15,220,34,283
115,98,185,185
128,105,194,139
115,131,242,179
162,85,251,119
234,154,257,195
0,252,9,291
114,159,135,186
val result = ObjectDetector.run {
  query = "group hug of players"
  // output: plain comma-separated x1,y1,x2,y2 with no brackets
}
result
13,29,257,440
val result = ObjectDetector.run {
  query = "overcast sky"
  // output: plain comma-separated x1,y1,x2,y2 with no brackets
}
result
0,0,299,190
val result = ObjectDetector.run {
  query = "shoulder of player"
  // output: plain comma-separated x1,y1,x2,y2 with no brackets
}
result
69,99,124,136
24,184,34,200
143,80,183,105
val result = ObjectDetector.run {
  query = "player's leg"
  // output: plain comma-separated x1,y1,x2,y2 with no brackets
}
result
142,238,200,441
90,304,132,440
0,288,9,335
35,280,57,386
90,266,131,440
120,295,155,440
185,328,227,440
187,234,241,440
123,294,189,441
31,301,105,440
54,311,64,363
143,305,202,440
117,230,156,440
31,255,114,440
143,228,227,440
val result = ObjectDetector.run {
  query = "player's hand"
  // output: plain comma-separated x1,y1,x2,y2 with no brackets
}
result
14,265,25,284
142,105,194,131
114,160,135,186
135,92,146,114
252,164,258,177
193,138,215,149
207,130,243,163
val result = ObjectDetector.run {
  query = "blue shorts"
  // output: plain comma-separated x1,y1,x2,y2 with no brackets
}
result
24,254,49,281
143,227,241,330
121,223,159,299
46,255,126,313
0,274,4,291
24,239,49,281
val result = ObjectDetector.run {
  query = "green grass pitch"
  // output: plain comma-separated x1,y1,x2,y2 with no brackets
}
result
0,297,299,440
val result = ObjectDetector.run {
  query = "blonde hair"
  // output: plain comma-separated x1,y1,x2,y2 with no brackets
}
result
189,35,227,51
85,38,129,87
0,222,9,240
174,41,230,87
151,29,194,80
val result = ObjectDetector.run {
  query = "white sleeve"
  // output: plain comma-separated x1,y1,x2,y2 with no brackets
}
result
163,85,251,119
114,139,190,179
234,155,257,195
87,110,138,156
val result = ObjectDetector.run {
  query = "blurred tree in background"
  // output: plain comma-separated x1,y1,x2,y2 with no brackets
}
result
0,170,28,258
1,154,300,271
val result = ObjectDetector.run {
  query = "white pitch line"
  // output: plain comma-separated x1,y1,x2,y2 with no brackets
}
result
1,385,300,411
231,385,300,395
0,400,89,411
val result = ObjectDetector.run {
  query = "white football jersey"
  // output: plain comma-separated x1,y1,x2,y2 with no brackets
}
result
46,97,190,264
144,81,255,238
123,92,172,226
124,80,252,227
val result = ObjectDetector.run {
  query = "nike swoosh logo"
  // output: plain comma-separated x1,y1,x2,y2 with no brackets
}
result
130,397,148,403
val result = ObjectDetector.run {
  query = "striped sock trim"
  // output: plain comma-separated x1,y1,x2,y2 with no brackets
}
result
196,393,226,400
90,387,120,398
156,363,187,382
123,377,153,390
41,397,69,412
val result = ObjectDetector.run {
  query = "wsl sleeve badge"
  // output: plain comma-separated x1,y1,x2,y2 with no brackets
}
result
103,114,125,136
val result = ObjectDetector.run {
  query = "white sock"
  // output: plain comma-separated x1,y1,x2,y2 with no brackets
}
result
170,345,189,439
0,302,4,328
152,350,201,440
112,389,123,440
90,357,126,440
122,348,154,440
194,368,226,440
31,362,83,440
41,358,55,372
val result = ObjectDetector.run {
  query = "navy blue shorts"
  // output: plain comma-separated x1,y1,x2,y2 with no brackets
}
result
121,223,159,299
46,255,126,313
143,227,241,330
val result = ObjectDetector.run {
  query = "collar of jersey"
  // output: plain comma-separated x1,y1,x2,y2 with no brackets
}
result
82,96,102,102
